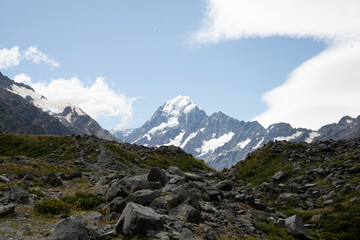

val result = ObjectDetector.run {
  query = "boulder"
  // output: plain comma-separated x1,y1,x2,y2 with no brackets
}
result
121,174,150,191
178,203,201,224
8,185,31,203
105,180,129,202
106,197,127,214
43,173,63,187
285,215,312,240
51,215,101,240
215,180,234,191
127,189,158,206
0,204,15,217
147,167,169,187
167,166,185,177
184,173,203,182
277,193,301,208
62,172,82,180
116,202,163,236
272,171,285,181
0,175,10,183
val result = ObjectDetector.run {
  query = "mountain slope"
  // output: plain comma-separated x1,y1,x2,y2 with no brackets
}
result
0,72,115,140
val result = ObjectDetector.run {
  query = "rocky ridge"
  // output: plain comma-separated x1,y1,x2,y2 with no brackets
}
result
1,133,359,239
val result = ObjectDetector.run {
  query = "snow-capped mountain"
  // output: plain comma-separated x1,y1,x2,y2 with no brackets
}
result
113,95,312,169
113,95,360,170
0,72,115,140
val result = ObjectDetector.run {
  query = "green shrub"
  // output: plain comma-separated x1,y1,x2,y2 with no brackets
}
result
28,189,45,198
61,192,106,210
256,222,294,240
35,199,71,215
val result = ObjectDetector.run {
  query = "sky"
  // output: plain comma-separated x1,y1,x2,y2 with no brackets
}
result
1,0,359,131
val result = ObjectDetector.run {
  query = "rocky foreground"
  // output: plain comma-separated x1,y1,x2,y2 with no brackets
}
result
0,133,360,239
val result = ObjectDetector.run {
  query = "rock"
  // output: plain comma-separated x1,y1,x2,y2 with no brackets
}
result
277,193,301,208
107,212,121,221
167,166,185,177
0,175,10,183
215,180,234,191
149,196,171,211
121,174,150,191
0,204,15,217
206,231,218,240
285,215,312,240
106,197,127,214
272,171,285,181
147,168,169,187
342,184,355,194
17,224,32,236
116,202,163,236
84,211,103,224
184,173,203,182
9,185,30,203
105,180,129,202
51,215,101,240
348,166,360,174
267,216,276,224
43,173,63,187
127,189,158,206
62,172,82,180
310,214,322,222
178,203,201,224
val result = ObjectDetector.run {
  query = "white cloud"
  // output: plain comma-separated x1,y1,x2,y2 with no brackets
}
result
193,0,360,129
14,73,32,85
22,46,60,68
0,45,59,69
0,46,20,69
29,76,136,130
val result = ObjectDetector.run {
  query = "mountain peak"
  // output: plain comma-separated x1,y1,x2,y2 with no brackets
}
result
162,95,197,116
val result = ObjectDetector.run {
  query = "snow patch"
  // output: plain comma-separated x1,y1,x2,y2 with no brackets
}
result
237,138,251,149
180,131,200,149
346,119,353,123
274,131,303,141
253,138,265,150
305,132,321,143
165,131,185,147
148,117,179,134
199,132,235,158
162,95,194,116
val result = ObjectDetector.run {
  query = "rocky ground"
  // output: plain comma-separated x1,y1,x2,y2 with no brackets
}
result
0,133,360,239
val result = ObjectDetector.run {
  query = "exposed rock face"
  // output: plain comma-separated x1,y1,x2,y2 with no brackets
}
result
116,202,163,237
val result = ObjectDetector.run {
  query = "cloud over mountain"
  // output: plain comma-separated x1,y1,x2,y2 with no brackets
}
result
193,0,360,129
14,74,137,130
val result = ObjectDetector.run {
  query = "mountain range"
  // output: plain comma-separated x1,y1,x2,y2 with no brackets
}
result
113,95,360,170
0,72,115,140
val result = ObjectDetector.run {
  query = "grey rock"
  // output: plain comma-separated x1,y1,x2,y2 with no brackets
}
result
43,173,63,187
17,224,32,236
184,173,203,182
206,231,217,240
106,196,126,214
116,202,162,236
9,185,30,203
178,204,201,224
148,167,169,187
215,180,234,191
167,166,185,177
51,215,101,240
0,204,15,217
272,171,285,181
285,215,312,240
0,175,10,183
277,193,301,207
310,214,322,222
121,174,150,191
128,189,158,206
105,180,129,202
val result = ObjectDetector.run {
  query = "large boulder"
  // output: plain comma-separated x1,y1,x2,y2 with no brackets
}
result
51,215,101,240
43,173,63,187
116,202,163,237
167,166,185,177
277,193,301,208
105,180,129,202
178,203,201,224
147,168,169,187
8,185,31,203
127,189,158,206
105,197,127,214
285,215,312,240
215,180,234,191
121,174,150,191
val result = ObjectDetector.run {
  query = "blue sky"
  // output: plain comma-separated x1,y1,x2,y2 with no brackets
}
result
1,1,359,130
